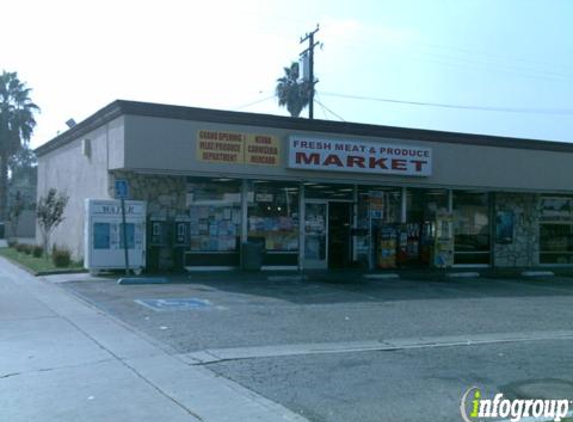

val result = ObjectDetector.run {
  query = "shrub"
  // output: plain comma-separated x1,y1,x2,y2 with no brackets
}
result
14,243,25,252
22,244,32,255
52,248,71,267
32,245,43,258
7,240,16,248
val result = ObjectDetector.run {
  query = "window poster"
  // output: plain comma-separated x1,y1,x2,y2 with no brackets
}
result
495,210,514,244
189,204,240,252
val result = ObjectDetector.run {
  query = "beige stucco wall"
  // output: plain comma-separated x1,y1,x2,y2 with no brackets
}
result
36,117,125,260
123,114,573,193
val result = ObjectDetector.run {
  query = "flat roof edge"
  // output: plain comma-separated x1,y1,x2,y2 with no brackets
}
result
35,101,123,156
35,99,573,156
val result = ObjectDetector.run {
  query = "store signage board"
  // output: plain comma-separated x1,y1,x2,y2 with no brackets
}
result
288,136,432,177
91,201,146,216
114,179,129,199
245,135,280,166
255,193,274,202
197,130,245,164
196,130,280,166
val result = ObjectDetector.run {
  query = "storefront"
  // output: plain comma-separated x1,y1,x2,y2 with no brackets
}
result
35,100,573,271
179,180,490,271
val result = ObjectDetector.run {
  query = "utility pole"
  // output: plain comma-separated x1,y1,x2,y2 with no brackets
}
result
300,24,320,119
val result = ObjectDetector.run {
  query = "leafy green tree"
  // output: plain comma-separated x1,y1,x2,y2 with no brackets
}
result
9,143,37,179
8,144,37,211
37,188,69,256
8,191,23,239
275,62,311,118
0,71,40,220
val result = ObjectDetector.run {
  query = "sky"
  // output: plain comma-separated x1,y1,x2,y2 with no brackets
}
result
2,0,572,149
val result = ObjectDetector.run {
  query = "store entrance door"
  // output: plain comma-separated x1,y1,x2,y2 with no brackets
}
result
328,202,352,268
304,201,328,269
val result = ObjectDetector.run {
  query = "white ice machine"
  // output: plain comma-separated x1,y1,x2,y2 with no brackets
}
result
84,199,146,274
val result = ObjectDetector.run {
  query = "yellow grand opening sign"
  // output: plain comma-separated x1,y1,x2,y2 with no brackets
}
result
197,130,280,166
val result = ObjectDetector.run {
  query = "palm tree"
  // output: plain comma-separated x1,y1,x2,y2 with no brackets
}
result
275,62,311,118
0,71,40,221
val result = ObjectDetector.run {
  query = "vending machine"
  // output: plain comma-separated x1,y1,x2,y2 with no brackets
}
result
147,215,169,272
84,199,146,274
173,216,190,270
377,224,397,269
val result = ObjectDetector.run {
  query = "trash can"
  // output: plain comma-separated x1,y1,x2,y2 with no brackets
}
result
242,238,265,271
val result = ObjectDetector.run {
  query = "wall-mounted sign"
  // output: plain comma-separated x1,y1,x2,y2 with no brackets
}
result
92,202,146,216
245,135,280,166
197,130,279,166
114,179,129,200
288,136,432,177
197,130,245,164
255,193,273,202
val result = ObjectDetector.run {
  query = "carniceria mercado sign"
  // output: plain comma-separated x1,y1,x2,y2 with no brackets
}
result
287,136,432,177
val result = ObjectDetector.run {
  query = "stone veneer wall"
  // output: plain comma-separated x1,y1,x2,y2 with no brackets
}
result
109,171,188,269
493,192,539,267
108,171,187,216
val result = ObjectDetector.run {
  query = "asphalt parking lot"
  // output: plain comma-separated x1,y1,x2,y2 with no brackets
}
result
58,272,573,421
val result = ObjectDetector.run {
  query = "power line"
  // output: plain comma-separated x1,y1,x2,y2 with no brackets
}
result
320,91,573,115
233,95,275,111
314,96,346,121
316,95,329,120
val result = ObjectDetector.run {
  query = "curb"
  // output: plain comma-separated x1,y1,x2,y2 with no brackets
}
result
521,271,555,278
363,273,400,280
446,272,480,279
117,277,170,285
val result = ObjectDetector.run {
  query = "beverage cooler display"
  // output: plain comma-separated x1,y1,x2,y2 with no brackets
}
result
377,225,397,268
84,199,146,274
433,212,454,268
394,223,421,266
382,222,435,268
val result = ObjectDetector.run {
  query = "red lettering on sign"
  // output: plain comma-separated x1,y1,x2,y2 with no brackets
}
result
347,155,365,168
255,136,271,144
391,159,407,170
368,157,388,169
295,152,320,165
411,160,427,172
322,154,344,167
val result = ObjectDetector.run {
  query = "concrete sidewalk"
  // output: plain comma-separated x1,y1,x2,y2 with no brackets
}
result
0,258,308,422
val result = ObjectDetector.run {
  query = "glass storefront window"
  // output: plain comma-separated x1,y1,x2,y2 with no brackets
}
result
406,188,448,222
304,202,327,260
540,196,573,264
356,186,402,268
453,191,490,264
401,188,448,267
248,181,299,251
187,178,241,252
305,183,354,200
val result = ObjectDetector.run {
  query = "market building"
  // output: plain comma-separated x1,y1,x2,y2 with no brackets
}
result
35,100,573,272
